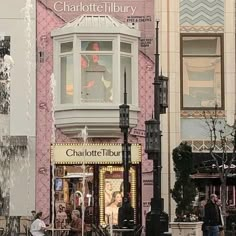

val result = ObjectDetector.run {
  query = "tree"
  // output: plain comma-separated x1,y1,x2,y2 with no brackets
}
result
203,108,236,217
171,142,197,220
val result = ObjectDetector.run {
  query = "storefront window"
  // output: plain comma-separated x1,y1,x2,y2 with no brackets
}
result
54,165,94,229
227,185,235,206
181,35,223,109
99,166,137,226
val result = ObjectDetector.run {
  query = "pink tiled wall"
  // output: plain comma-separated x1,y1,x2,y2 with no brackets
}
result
36,1,64,216
36,0,154,216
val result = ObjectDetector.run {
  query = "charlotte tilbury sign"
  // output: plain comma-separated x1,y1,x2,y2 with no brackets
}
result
52,144,141,164
53,1,137,15
39,0,154,59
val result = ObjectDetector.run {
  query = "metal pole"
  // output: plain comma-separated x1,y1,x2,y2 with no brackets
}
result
123,127,129,204
154,20,162,236
118,69,134,234
153,21,162,204
146,20,163,236
123,69,129,204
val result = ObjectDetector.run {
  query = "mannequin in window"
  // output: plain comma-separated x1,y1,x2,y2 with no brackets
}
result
82,41,112,103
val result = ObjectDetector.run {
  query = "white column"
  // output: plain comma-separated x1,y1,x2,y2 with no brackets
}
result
155,0,181,222
224,0,236,125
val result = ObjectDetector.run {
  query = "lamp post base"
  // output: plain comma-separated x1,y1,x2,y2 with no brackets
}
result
145,199,168,236
118,202,134,228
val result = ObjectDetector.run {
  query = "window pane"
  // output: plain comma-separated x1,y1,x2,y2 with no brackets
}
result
227,186,234,206
61,55,73,104
81,41,112,51
120,56,132,104
182,57,221,108
120,42,131,53
60,42,73,53
183,37,221,55
81,55,112,103
181,118,226,139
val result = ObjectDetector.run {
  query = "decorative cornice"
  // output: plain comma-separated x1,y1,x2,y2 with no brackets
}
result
181,110,225,118
180,25,224,33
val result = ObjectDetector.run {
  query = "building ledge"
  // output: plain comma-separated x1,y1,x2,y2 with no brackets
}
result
55,107,139,138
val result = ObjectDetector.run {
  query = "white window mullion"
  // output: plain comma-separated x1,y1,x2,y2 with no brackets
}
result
73,35,79,105
115,36,120,105
54,40,60,105
133,38,139,107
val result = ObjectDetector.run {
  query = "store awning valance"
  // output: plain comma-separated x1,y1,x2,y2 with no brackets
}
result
51,143,141,164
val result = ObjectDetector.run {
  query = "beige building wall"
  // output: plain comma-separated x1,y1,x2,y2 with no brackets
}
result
154,0,236,222
225,0,236,125
155,0,181,221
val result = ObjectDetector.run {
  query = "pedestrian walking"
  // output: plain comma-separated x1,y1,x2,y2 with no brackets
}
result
204,194,222,236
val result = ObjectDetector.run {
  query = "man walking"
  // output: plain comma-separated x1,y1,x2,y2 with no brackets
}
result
204,194,222,236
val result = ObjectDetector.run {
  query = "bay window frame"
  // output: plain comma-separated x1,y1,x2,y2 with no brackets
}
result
78,36,117,106
54,34,138,109
52,26,140,137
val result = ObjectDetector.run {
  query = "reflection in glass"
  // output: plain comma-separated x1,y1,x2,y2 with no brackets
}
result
54,165,94,229
182,57,221,108
81,41,112,51
99,166,136,226
183,37,220,55
120,42,131,53
120,56,132,103
61,55,73,104
60,42,73,53
81,55,112,103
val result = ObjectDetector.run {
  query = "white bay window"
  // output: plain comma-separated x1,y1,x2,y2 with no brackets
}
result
52,15,140,137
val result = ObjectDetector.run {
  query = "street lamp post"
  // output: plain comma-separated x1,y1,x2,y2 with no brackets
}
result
145,21,169,236
119,69,134,228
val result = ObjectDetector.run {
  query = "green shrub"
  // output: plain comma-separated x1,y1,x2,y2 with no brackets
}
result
171,142,197,220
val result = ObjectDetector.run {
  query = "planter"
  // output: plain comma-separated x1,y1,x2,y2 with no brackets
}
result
170,221,203,236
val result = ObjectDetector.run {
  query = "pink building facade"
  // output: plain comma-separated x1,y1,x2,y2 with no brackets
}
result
36,0,155,227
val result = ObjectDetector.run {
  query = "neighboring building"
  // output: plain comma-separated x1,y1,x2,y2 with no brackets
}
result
0,0,36,218
157,0,236,219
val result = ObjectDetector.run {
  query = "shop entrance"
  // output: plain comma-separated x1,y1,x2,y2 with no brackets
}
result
54,165,94,229
51,143,142,230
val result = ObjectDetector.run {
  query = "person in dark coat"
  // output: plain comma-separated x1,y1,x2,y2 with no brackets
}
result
204,194,222,236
